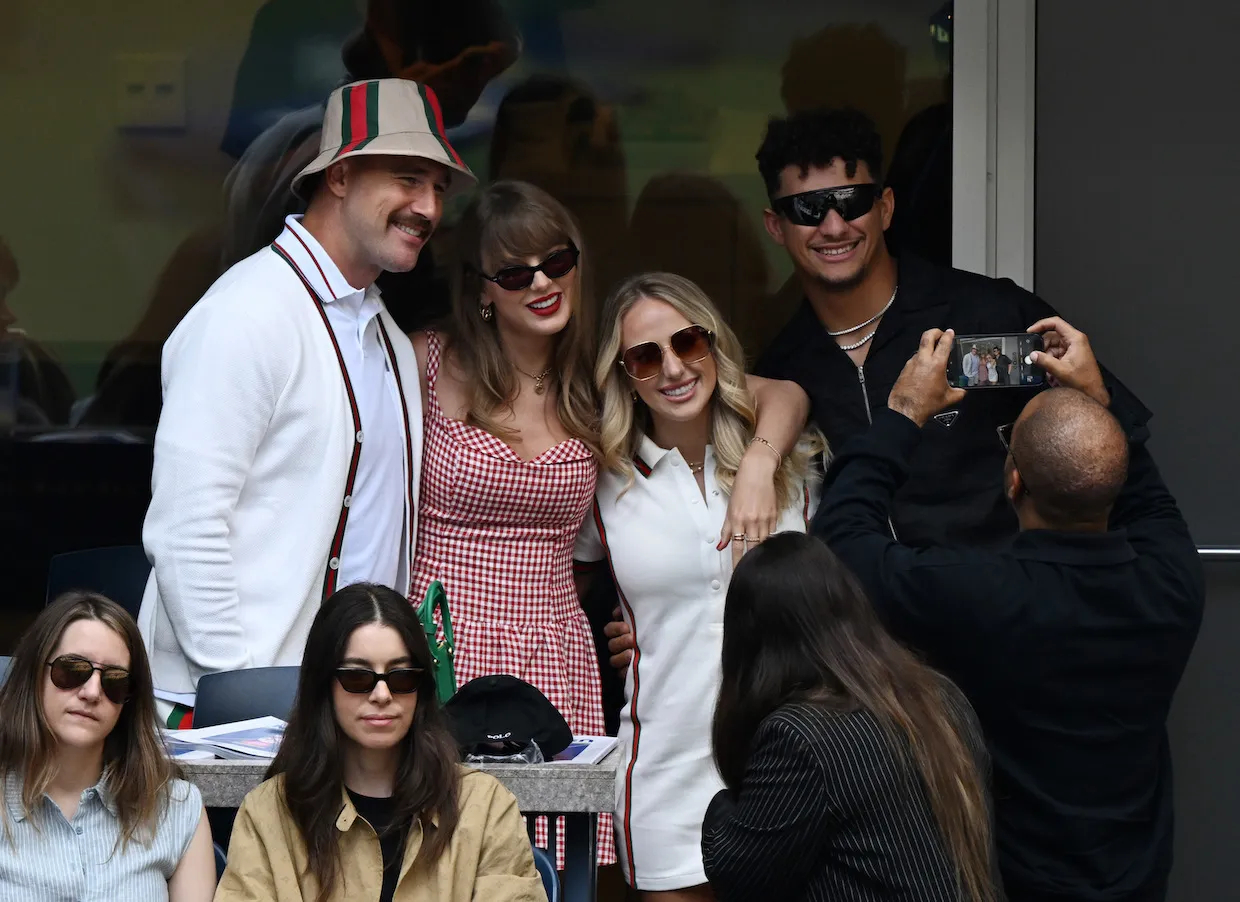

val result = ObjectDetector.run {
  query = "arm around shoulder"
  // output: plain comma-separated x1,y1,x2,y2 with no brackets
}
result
746,374,810,457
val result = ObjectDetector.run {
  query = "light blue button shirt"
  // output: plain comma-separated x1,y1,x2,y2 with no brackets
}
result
0,773,202,902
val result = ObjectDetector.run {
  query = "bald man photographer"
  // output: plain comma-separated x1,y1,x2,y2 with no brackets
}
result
815,319,1204,902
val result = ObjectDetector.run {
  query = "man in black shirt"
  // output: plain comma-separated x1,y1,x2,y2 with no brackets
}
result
996,348,1013,385
816,319,1204,902
753,108,1146,549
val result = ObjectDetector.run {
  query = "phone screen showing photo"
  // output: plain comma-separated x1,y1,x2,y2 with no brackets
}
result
947,333,1044,389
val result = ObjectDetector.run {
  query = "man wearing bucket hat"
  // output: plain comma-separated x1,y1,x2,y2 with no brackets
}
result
138,78,475,727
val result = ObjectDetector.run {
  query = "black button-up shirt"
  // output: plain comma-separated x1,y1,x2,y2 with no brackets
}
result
756,255,1149,549
814,395,1205,902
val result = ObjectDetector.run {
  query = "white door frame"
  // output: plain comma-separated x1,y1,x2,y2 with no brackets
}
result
952,0,1036,290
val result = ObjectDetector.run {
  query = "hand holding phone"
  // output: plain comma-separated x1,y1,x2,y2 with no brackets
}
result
1026,317,1109,406
889,329,968,426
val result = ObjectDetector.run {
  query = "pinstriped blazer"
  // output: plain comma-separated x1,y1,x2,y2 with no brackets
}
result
702,698,997,902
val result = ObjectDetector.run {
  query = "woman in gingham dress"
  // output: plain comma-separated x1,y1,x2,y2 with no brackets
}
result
409,180,614,865
408,181,807,870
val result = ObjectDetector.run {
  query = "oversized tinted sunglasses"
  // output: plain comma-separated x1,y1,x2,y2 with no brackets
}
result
47,655,131,704
771,184,881,227
620,325,716,381
476,244,580,292
334,667,425,694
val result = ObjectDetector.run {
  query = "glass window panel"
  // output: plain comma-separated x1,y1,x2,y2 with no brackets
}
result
0,0,953,645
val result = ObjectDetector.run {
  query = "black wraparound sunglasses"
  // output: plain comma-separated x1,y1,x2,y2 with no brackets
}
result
475,244,580,291
771,184,882,226
334,667,425,694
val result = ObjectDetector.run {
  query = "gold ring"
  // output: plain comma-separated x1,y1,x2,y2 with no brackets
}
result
732,534,746,542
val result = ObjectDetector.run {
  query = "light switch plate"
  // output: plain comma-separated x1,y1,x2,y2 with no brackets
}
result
114,52,186,130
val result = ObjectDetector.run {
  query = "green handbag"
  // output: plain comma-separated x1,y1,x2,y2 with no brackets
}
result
417,580,457,706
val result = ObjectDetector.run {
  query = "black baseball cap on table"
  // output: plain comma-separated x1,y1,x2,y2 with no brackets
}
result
443,675,573,758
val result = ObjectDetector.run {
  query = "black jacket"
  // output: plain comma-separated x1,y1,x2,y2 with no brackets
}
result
814,395,1205,902
756,255,1149,550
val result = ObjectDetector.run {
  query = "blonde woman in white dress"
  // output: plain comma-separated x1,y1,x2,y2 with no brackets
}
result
574,272,821,901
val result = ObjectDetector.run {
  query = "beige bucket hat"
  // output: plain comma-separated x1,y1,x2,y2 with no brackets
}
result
291,78,476,200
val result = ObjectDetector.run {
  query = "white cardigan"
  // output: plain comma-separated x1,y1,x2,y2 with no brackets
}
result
137,241,423,700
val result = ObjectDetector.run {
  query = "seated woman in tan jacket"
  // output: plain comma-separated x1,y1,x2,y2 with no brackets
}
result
214,583,545,902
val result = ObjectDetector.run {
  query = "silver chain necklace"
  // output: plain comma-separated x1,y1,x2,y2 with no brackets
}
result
826,285,898,337
839,328,879,352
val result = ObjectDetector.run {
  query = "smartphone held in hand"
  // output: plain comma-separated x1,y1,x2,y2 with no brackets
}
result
946,332,1044,389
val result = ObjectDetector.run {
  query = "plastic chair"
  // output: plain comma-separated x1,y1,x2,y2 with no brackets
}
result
193,667,301,728
213,842,227,883
0,656,11,687
531,844,560,902
46,545,151,620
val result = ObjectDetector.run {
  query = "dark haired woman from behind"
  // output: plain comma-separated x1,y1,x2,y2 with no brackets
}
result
215,583,544,902
0,592,214,901
703,534,998,902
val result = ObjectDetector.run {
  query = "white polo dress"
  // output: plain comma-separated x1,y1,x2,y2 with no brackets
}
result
574,436,815,891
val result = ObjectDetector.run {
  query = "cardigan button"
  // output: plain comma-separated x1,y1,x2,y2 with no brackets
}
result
329,557,341,570
355,430,365,444
343,495,352,508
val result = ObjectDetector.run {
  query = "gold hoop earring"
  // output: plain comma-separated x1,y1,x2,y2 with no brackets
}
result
480,304,494,322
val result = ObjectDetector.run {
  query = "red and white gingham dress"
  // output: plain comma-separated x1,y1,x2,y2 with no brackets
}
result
410,331,615,865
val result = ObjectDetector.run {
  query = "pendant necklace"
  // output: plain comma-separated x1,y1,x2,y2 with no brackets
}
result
513,364,553,395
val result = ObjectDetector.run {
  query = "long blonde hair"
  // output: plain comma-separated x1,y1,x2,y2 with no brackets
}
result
445,179,600,455
597,272,820,504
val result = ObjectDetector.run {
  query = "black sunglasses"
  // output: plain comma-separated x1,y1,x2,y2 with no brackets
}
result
619,324,716,381
334,667,425,695
476,244,580,292
47,655,131,705
771,184,881,227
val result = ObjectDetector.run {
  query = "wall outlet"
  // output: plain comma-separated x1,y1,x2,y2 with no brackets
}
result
114,53,186,130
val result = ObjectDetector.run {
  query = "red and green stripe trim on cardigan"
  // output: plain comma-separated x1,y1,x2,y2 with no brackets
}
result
165,703,194,730
336,80,381,158
271,241,364,600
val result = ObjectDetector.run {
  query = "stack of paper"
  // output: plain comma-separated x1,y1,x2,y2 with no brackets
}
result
164,716,287,761
551,736,618,765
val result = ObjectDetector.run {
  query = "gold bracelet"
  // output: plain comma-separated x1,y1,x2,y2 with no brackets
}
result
749,435,782,467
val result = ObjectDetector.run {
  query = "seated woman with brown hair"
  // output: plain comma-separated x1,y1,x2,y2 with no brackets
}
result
0,591,215,901
215,582,544,902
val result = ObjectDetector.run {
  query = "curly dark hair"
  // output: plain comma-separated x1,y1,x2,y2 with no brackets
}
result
756,108,885,200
